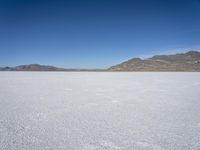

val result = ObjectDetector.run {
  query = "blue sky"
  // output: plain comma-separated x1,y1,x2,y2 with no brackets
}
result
0,0,200,68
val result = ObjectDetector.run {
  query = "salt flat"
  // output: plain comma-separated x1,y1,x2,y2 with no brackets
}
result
0,72,200,150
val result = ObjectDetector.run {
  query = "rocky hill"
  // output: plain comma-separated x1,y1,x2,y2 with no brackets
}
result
0,64,105,71
1,51,200,72
109,51,200,71
0,64,67,71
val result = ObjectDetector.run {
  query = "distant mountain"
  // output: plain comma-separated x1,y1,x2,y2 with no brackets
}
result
0,64,105,71
1,51,200,72
0,64,67,71
109,51,200,71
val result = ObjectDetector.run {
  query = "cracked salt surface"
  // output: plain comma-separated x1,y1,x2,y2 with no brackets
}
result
0,72,200,150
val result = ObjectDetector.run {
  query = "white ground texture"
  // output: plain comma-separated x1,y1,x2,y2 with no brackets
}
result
0,72,200,150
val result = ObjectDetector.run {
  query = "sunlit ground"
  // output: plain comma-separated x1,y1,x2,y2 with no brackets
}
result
0,72,200,150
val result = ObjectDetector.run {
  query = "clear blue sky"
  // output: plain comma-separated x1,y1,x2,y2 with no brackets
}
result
0,0,200,68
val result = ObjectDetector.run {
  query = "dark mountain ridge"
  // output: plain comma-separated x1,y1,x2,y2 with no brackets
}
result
109,50,200,71
0,64,105,71
1,51,200,72
0,64,66,71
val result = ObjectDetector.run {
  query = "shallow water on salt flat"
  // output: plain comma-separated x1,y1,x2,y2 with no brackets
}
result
0,72,200,150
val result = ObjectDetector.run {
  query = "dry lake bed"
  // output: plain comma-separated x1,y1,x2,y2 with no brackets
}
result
0,72,200,150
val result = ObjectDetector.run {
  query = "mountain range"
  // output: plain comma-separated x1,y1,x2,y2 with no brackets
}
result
0,64,66,71
109,50,200,71
0,64,104,72
1,50,200,72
